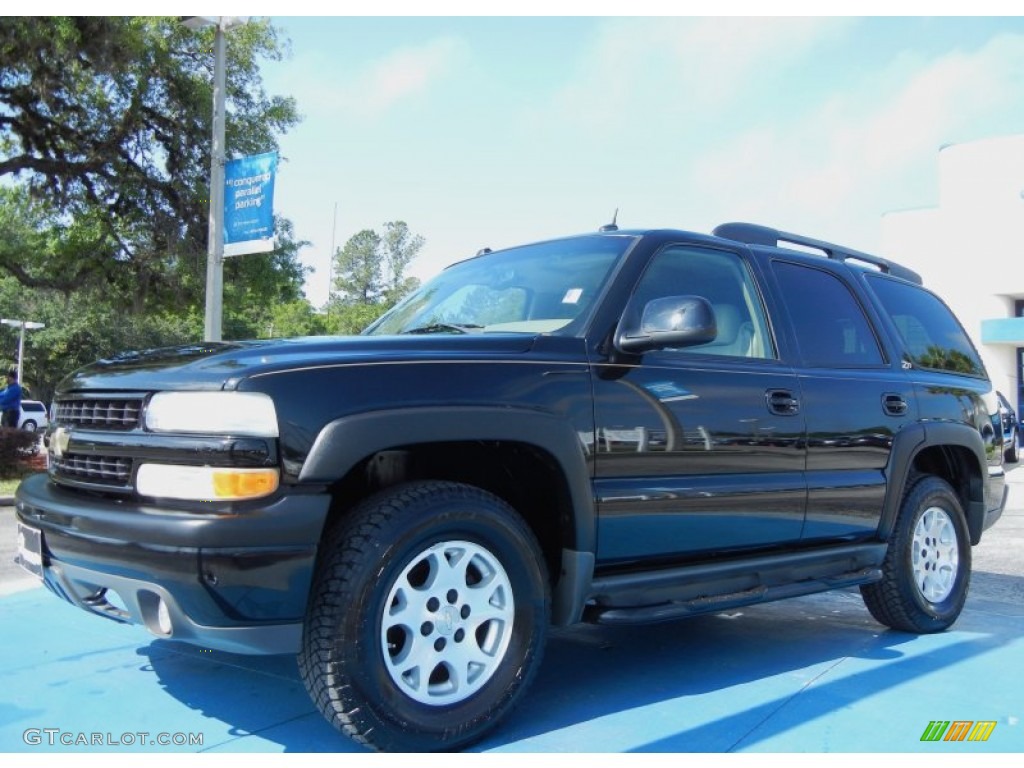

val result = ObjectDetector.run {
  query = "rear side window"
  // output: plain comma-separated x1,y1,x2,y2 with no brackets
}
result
23,402,45,413
773,261,884,367
867,276,985,377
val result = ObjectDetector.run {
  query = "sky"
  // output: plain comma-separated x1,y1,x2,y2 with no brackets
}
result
247,13,1024,308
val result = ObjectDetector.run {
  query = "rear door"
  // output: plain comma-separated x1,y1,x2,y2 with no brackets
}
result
769,260,914,541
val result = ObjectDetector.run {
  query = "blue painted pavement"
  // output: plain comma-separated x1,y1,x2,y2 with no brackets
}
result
1,580,1021,753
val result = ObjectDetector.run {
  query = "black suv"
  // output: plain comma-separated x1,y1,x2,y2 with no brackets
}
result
15,223,1008,751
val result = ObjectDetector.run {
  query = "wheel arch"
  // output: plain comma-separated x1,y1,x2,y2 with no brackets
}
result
299,406,596,625
882,422,988,545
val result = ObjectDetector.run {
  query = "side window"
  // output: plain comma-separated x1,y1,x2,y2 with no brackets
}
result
630,246,773,359
773,261,884,368
867,275,985,377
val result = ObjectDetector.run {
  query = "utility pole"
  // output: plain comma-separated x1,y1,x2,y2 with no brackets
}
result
180,16,249,342
327,202,338,323
205,19,228,342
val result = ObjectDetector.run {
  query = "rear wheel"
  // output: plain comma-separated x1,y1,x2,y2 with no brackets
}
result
22,420,36,432
861,476,970,633
299,481,549,751
1006,427,1019,463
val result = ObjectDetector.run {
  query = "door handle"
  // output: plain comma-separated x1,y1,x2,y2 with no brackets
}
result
766,389,800,416
882,393,908,417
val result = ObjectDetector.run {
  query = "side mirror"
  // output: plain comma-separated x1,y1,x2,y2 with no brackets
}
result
616,295,717,354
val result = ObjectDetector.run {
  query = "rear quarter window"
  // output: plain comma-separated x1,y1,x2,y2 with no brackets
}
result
867,275,985,377
772,261,884,367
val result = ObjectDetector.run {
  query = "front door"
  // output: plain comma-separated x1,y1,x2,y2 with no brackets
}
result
592,244,807,566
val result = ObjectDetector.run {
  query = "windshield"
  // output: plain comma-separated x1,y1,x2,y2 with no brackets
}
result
364,234,633,336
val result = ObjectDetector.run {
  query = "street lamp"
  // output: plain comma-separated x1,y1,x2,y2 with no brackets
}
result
1,318,46,382
180,16,249,342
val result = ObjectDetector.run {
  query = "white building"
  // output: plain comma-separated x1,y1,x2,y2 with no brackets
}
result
881,134,1024,417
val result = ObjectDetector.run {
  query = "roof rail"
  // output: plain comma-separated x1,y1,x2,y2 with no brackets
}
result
713,222,922,285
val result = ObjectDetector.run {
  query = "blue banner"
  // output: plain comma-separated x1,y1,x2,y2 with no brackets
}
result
223,151,277,257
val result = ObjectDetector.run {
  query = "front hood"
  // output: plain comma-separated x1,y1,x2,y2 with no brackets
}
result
59,334,539,394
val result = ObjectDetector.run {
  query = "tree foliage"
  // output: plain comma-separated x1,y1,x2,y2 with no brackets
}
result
0,16,318,397
329,221,423,333
381,221,425,303
333,229,384,305
0,16,302,315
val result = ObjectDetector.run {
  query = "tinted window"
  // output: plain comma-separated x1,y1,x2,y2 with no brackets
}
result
23,402,45,413
868,275,985,377
629,246,774,359
773,262,884,367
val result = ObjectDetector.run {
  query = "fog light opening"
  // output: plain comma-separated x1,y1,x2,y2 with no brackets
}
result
156,597,173,635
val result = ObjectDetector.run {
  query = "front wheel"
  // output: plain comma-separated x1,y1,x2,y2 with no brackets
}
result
299,481,550,752
1006,427,1019,464
861,476,971,633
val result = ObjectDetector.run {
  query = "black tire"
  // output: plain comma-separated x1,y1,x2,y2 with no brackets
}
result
22,420,36,432
860,476,970,633
1006,428,1019,464
299,481,550,752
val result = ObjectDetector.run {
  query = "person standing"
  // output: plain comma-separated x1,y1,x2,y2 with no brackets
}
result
0,369,23,428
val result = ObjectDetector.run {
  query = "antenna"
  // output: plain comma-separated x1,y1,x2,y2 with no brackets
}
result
326,202,338,322
599,208,619,232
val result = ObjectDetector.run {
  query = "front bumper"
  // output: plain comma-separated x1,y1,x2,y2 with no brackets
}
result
15,473,331,655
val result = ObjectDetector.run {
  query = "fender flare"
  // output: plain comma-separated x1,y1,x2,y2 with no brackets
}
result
881,421,988,543
299,406,597,624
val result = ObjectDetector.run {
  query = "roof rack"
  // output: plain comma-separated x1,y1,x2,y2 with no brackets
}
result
713,222,922,285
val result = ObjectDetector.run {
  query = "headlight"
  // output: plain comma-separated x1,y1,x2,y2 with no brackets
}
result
136,464,279,501
145,392,278,437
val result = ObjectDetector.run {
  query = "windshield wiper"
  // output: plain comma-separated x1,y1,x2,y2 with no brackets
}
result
402,323,483,335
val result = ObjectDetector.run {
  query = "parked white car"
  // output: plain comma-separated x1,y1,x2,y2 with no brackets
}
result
18,400,49,432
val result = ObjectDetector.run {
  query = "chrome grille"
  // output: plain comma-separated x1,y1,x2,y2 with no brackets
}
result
50,454,133,486
54,398,143,430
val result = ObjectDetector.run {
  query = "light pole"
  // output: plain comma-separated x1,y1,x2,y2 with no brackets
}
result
180,16,248,342
1,318,45,382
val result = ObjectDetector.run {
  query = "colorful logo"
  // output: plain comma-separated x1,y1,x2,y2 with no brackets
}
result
920,721,997,742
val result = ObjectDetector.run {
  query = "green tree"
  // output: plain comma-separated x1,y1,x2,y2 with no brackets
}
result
0,16,302,323
222,217,315,339
333,229,384,305
381,221,425,303
0,16,310,393
328,222,424,334
0,272,198,403
267,299,328,338
325,302,388,336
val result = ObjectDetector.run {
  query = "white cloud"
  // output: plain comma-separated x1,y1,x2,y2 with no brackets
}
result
546,17,854,131
356,37,466,115
685,32,1024,248
283,36,467,120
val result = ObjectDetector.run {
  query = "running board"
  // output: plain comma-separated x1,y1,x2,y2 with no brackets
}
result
585,543,885,625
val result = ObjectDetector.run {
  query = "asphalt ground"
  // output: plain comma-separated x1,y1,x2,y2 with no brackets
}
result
0,467,1021,757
